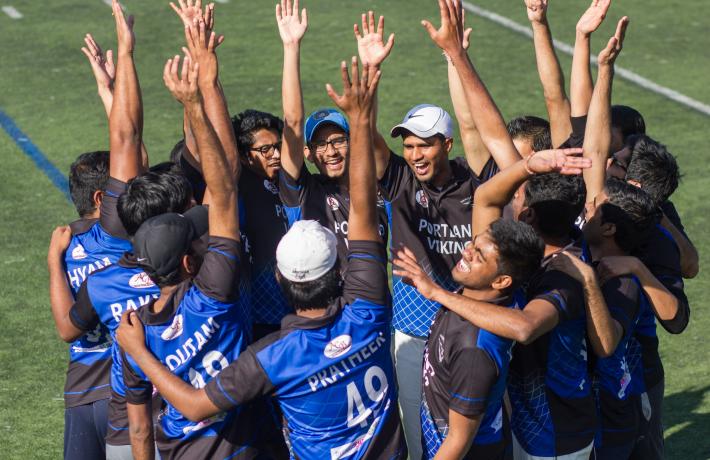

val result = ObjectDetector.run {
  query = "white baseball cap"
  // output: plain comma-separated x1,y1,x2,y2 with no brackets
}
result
276,220,338,282
390,104,453,139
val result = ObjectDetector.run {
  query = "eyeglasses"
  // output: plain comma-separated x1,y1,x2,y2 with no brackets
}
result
249,142,282,158
310,136,349,154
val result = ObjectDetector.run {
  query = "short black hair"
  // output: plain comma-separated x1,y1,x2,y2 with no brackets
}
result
69,151,109,218
601,177,659,253
611,105,646,140
506,116,552,152
489,219,545,289
524,173,585,238
276,264,343,311
232,109,284,154
625,135,680,207
117,165,193,236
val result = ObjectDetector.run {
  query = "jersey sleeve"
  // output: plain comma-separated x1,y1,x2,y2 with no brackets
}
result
204,346,274,411
342,240,390,307
601,276,640,336
278,164,310,207
100,177,130,240
654,271,689,334
121,349,153,405
448,347,498,417
557,116,587,149
68,281,100,333
475,156,499,183
194,236,242,303
530,269,585,322
378,152,412,201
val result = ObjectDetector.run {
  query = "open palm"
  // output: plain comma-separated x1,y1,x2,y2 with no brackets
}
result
276,0,307,45
576,0,611,35
355,12,394,67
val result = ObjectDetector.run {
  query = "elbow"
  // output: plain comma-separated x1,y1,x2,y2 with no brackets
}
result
516,323,537,345
595,343,615,359
681,260,699,279
58,326,79,343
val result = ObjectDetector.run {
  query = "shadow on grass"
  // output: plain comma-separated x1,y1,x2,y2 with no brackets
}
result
664,385,710,459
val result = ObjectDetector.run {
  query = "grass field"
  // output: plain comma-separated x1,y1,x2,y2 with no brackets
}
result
0,0,708,458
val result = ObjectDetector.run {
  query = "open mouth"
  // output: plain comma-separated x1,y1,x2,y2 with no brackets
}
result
456,258,471,273
413,161,430,176
325,157,344,171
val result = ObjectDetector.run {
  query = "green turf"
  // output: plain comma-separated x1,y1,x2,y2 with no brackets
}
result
0,0,708,458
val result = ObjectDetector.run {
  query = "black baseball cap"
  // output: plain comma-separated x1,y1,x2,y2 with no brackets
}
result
133,205,209,277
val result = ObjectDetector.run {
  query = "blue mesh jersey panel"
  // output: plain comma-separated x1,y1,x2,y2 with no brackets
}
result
250,261,291,325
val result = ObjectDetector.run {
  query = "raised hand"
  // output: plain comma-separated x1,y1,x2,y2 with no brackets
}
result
116,310,146,356
276,0,308,46
170,0,211,28
81,34,115,94
183,19,221,85
163,54,200,105
597,16,629,67
422,0,464,55
524,0,548,24
354,11,394,68
326,57,381,119
112,0,135,54
525,147,591,175
576,0,611,36
392,246,439,300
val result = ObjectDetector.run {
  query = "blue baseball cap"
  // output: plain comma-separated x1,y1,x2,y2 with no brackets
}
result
305,109,349,143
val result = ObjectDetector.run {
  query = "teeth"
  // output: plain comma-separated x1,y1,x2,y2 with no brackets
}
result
457,259,470,273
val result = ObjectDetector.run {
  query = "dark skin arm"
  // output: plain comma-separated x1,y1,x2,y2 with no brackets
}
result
326,57,382,242
47,226,84,342
126,401,154,460
433,410,481,460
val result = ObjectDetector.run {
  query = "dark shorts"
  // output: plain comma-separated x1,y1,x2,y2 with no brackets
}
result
630,379,664,460
64,398,109,460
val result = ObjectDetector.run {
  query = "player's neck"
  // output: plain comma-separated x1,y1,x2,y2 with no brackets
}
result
461,286,503,302
543,237,573,258
296,307,329,319
427,161,453,189
153,286,179,313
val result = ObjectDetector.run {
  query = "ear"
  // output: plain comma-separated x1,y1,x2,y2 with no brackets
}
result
601,222,616,238
182,254,198,276
627,179,641,189
304,145,314,163
519,207,535,225
93,190,104,209
491,274,513,292
444,137,454,154
606,157,614,170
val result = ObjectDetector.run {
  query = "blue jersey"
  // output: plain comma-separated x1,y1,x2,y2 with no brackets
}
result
62,218,132,408
508,244,596,457
204,241,406,460
122,237,264,459
70,253,160,445
421,291,525,459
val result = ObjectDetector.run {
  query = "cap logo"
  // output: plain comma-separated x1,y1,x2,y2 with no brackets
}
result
72,244,87,260
324,334,352,359
160,314,184,341
315,110,329,120
290,268,310,281
129,272,156,289
416,190,429,209
326,195,340,211
263,179,279,195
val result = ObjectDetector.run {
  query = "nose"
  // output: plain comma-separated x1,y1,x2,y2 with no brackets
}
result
271,146,281,159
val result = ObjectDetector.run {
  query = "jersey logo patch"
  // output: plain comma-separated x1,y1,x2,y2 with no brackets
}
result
460,196,472,207
326,195,340,211
129,272,156,289
416,190,429,209
72,244,87,260
437,335,445,362
324,334,352,359
263,179,279,195
160,314,184,341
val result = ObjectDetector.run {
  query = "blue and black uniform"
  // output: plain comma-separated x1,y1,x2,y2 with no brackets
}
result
204,241,407,460
121,237,276,459
420,293,524,460
508,245,596,457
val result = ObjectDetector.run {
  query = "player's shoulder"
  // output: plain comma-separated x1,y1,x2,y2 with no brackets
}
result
69,218,98,237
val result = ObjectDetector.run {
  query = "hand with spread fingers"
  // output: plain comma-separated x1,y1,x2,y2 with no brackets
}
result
597,16,629,67
170,0,214,29
354,11,395,68
183,19,222,86
81,34,115,95
112,0,135,54
276,0,308,46
576,0,612,36
163,54,200,105
326,57,381,120
422,0,465,56
392,246,440,300
525,147,591,175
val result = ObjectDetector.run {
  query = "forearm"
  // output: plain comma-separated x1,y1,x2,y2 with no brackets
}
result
448,50,521,170
109,50,143,180
98,88,113,118
448,59,489,173
582,64,613,202
281,43,306,179
127,403,154,460
200,81,238,179
660,216,699,278
472,159,529,235
581,273,621,357
347,115,379,242
433,433,472,460
371,81,391,180
570,32,593,117
48,257,82,342
634,263,681,322
531,21,572,147
183,108,200,164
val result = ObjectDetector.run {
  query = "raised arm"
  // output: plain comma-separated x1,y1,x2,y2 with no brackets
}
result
472,147,588,235
570,0,611,117
164,53,238,240
108,0,144,182
354,11,395,179
524,0,572,146
326,58,381,242
582,17,628,202
47,227,84,342
277,0,308,180
660,213,699,279
423,0,521,170
82,33,149,170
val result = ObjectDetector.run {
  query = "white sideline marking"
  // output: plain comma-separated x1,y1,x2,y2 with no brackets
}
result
462,2,710,117
214,0,229,4
2,6,22,19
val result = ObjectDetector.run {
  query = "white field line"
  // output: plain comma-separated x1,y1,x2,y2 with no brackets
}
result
462,1,710,117
2,6,22,19
214,0,229,4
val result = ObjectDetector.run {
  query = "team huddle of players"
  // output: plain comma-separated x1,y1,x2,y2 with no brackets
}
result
46,0,696,459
